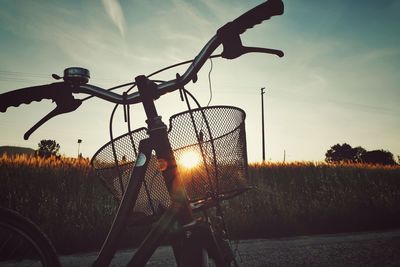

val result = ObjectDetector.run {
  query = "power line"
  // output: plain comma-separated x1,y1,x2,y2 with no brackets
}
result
0,70,51,84
0,69,133,84
0,70,49,77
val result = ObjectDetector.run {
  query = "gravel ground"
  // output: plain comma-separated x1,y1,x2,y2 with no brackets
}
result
60,229,400,266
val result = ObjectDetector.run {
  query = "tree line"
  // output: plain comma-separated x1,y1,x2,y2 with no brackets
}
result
34,140,399,166
325,143,398,165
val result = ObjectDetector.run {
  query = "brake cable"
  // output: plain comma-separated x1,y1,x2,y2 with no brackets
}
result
79,54,222,103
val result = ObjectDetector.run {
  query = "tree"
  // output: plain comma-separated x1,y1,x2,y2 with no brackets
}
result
37,139,60,158
360,150,397,165
353,146,366,162
325,143,366,163
326,143,398,166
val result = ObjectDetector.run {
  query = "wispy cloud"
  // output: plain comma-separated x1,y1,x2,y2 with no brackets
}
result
101,0,126,37
200,0,242,23
171,0,211,30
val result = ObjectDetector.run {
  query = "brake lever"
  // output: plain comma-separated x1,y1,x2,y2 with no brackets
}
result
241,46,284,57
220,32,283,59
221,41,284,59
24,97,82,140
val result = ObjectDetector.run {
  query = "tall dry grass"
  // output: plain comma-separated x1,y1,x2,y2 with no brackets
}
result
1,155,400,253
224,161,400,238
0,153,117,253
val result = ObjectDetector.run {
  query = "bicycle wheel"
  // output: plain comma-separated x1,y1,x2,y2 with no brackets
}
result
202,248,216,267
176,239,233,267
173,221,235,267
0,207,61,267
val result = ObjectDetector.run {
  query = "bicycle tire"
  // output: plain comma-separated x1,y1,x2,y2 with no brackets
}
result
174,221,235,267
178,241,233,267
202,248,216,267
0,207,61,267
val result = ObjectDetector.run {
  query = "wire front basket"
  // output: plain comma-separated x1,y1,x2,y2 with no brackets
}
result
92,106,249,224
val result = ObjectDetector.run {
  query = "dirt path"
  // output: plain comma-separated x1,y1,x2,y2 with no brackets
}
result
60,229,400,266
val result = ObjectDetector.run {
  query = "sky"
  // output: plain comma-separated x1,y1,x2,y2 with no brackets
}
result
0,0,399,163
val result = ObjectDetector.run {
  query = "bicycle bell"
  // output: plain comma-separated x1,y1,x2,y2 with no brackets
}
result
63,67,90,84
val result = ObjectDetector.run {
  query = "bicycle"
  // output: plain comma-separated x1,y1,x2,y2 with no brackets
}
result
0,0,284,266
0,207,61,267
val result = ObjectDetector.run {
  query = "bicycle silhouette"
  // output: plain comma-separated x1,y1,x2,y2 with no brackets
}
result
0,1,284,266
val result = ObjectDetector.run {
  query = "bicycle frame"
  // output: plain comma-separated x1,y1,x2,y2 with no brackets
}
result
93,76,213,267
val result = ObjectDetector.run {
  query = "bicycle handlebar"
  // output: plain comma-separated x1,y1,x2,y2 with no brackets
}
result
0,0,284,138
227,0,284,36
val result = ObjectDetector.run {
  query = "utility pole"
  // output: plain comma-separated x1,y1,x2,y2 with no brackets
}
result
261,87,266,162
77,139,82,158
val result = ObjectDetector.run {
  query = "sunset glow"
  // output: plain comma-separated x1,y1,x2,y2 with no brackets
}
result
178,150,201,169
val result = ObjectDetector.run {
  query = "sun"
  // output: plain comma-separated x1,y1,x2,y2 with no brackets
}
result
178,150,201,169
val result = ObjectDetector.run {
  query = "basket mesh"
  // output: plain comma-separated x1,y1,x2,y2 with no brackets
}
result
92,106,248,222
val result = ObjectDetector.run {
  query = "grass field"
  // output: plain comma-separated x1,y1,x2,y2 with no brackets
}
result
225,161,400,238
1,153,399,253
0,154,116,253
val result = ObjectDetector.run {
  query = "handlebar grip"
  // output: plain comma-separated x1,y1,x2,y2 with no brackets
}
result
0,83,61,112
221,0,284,36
